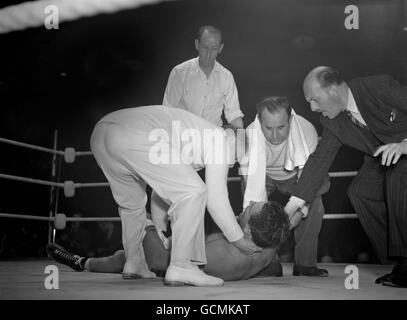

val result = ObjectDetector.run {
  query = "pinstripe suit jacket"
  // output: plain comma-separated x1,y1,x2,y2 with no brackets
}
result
292,75,407,203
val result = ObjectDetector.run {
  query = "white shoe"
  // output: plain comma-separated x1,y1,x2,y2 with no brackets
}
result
164,265,224,287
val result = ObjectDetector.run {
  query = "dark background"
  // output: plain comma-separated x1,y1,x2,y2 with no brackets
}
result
0,0,406,262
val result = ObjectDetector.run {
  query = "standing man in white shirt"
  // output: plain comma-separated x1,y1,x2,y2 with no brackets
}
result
163,25,244,131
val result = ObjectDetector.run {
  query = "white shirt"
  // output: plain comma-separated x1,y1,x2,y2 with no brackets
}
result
163,57,244,127
346,88,367,126
99,106,244,242
265,139,298,181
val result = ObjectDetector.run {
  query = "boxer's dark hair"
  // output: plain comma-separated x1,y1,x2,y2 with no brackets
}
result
315,66,344,87
256,96,291,120
248,201,290,248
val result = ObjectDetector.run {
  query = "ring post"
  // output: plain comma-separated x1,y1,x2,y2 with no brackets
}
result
47,130,58,248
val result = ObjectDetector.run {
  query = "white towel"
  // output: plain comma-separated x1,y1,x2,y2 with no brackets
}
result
241,109,318,210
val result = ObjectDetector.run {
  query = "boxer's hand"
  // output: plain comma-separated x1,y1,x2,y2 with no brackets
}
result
374,142,407,166
289,210,303,230
232,235,263,256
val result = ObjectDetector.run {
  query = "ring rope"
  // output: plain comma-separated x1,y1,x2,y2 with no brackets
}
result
0,137,65,156
0,136,90,163
0,212,357,223
329,171,357,178
0,173,63,188
0,137,360,178
322,214,357,220
66,217,121,222
74,151,93,156
0,172,358,190
0,0,171,34
74,182,110,188
0,213,53,221
0,213,121,222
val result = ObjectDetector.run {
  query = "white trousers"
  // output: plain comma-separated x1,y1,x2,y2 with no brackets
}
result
90,122,207,266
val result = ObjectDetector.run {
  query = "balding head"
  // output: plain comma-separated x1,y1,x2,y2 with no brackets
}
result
303,66,348,119
196,25,223,43
304,66,344,90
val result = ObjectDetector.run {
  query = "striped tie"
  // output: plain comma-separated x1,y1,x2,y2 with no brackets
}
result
344,110,367,129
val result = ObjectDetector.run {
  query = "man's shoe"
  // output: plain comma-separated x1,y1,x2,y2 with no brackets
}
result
46,243,86,272
376,264,407,287
122,260,156,279
380,274,407,288
254,261,283,277
293,264,328,277
375,273,392,284
164,265,224,287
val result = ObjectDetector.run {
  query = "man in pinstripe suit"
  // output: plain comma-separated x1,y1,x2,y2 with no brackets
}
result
284,66,407,288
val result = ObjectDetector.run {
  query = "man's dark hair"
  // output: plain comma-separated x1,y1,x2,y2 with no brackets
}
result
248,201,291,248
256,96,291,120
315,66,344,88
196,25,223,42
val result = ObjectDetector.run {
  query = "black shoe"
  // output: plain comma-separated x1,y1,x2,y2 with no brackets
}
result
46,243,86,272
375,273,393,284
293,264,328,277
376,265,407,288
380,275,407,288
254,261,283,277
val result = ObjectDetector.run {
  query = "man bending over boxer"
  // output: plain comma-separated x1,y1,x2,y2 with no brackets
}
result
89,106,261,287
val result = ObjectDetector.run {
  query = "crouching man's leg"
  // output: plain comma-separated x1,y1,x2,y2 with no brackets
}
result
90,123,155,279
293,177,330,277
141,163,224,287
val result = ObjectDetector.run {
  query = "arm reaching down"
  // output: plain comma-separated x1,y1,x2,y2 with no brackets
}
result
205,162,262,256
231,235,263,256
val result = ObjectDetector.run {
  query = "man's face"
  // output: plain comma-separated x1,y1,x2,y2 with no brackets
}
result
259,108,290,145
304,80,344,119
195,31,223,69
239,201,267,237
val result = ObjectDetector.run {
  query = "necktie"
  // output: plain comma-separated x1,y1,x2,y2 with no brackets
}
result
344,110,367,129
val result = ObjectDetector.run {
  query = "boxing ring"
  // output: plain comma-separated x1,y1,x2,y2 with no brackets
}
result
0,134,358,237
0,133,403,300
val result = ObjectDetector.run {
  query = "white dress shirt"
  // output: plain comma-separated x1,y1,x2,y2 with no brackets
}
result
163,57,244,126
346,88,367,126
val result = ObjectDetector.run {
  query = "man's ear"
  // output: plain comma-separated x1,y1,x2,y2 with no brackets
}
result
328,85,338,97
195,39,199,51
218,43,224,54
